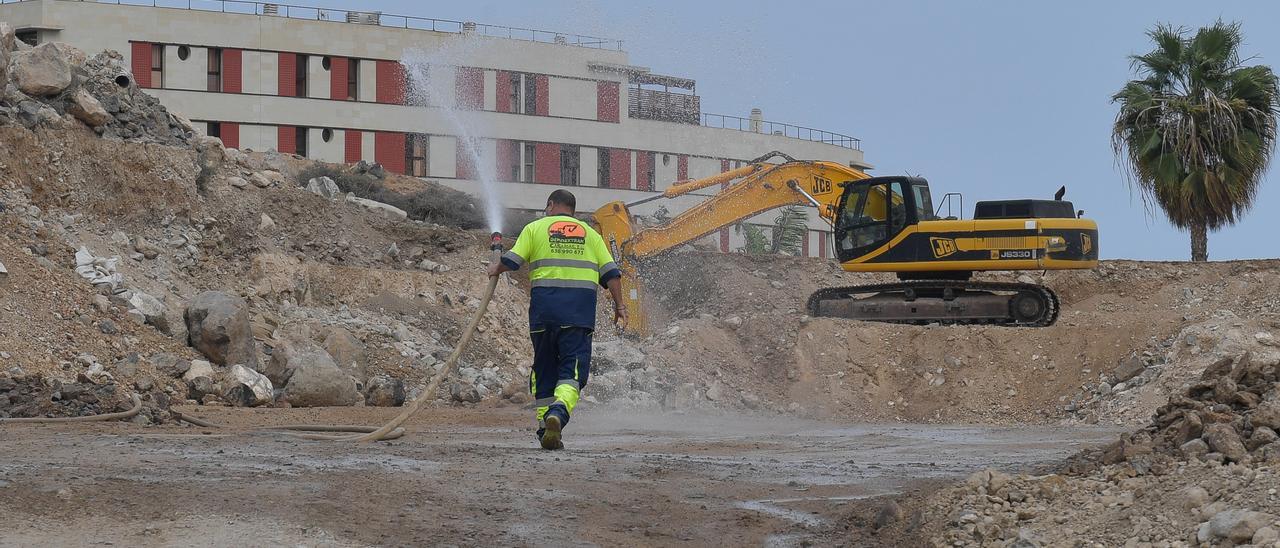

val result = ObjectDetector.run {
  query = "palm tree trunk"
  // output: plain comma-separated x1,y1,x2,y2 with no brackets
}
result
1190,221,1208,262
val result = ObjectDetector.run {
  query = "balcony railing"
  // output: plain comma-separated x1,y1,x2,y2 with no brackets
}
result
38,0,624,50
700,113,862,151
628,88,700,125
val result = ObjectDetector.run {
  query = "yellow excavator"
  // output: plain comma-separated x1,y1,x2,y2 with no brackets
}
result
592,152,1099,334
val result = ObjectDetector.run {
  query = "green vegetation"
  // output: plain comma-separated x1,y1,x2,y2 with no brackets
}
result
770,205,808,256
1112,21,1279,261
735,222,770,255
297,165,485,229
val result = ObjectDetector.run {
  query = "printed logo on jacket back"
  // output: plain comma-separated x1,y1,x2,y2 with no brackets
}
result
548,220,587,255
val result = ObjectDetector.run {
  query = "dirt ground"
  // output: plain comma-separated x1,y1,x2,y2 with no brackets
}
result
0,405,1117,547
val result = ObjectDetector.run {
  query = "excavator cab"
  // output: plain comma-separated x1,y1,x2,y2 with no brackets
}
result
833,176,928,263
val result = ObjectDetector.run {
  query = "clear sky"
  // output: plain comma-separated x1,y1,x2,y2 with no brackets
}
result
307,0,1280,260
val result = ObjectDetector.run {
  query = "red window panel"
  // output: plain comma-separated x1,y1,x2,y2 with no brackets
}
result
454,67,484,110
222,49,242,93
278,53,297,97
720,229,730,253
721,159,730,173
635,151,654,191
375,60,405,105
677,155,689,181
220,123,240,149
277,125,296,154
818,232,828,258
330,57,349,100
344,130,362,164
608,149,631,190
374,132,407,174
596,81,620,122
534,75,549,116
534,143,561,184
802,230,810,257
495,71,511,113
130,42,151,88
495,139,518,182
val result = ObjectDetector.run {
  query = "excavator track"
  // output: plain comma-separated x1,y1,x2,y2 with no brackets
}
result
806,281,1060,327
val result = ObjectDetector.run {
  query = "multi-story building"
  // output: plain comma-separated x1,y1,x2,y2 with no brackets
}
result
0,0,869,257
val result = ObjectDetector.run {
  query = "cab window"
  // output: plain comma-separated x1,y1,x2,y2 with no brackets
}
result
837,181,907,259
913,184,934,221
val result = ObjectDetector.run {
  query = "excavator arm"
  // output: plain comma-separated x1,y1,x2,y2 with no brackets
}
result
593,152,870,334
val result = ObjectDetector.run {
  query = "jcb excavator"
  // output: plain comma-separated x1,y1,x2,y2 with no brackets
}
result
592,152,1099,334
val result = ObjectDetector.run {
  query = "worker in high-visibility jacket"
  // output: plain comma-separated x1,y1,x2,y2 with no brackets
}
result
488,189,626,450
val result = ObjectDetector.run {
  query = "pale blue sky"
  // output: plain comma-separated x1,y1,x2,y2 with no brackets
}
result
306,0,1280,260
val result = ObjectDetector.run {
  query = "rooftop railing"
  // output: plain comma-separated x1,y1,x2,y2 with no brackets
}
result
32,0,624,50
700,113,862,151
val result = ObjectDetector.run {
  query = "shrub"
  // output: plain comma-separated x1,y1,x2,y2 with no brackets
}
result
296,165,485,229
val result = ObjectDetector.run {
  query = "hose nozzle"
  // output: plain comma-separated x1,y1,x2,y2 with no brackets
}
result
489,231,504,251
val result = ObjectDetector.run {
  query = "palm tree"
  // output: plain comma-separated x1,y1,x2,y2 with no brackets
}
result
1112,21,1279,261
770,205,809,255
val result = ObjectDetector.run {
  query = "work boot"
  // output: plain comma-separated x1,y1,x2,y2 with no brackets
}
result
540,415,564,450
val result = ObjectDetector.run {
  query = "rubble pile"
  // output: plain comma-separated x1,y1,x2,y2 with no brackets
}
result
0,23,534,418
0,28,194,145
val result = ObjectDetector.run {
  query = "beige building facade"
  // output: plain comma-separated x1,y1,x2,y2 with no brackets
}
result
1,0,869,256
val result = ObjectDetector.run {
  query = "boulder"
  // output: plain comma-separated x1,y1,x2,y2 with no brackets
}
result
133,237,162,259
1208,509,1274,543
364,374,406,407
184,291,257,368
249,172,272,188
66,88,111,127
11,43,73,96
282,360,361,407
258,213,276,231
128,291,170,334
44,42,86,67
594,339,646,371
305,176,341,199
322,327,367,383
182,359,218,400
1112,355,1145,383
1203,423,1250,463
264,338,336,387
450,382,481,403
346,195,408,221
1,22,15,52
1252,402,1280,430
222,364,273,407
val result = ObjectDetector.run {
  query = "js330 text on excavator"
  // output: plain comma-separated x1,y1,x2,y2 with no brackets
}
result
592,152,1099,334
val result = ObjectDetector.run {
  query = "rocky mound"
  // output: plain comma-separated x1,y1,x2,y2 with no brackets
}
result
0,27,532,420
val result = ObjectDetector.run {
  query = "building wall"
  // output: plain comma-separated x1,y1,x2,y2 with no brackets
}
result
0,0,856,252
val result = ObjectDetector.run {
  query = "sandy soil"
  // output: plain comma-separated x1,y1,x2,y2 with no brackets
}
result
0,405,1117,547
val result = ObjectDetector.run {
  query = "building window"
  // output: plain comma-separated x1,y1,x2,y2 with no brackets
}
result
16,30,37,47
508,73,521,113
321,56,332,71
508,141,521,182
598,148,611,187
207,122,221,139
178,46,191,61
150,44,164,88
347,59,359,101
296,54,309,97
523,143,535,183
295,127,308,158
321,128,334,142
207,48,223,92
406,134,428,177
561,145,580,186
523,74,537,115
